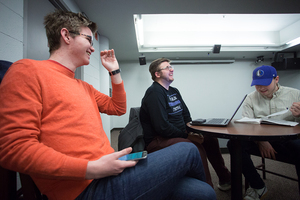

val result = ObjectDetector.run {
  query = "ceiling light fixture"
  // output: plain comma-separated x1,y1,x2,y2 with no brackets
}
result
134,15,144,46
133,14,300,54
286,37,300,46
171,59,235,64
138,46,283,53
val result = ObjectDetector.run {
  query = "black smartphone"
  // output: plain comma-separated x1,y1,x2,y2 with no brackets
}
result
118,151,148,161
190,118,206,125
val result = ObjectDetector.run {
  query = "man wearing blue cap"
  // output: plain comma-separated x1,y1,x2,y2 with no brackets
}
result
227,65,300,200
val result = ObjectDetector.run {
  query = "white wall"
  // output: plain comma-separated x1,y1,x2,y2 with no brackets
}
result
98,35,111,141
23,0,56,60
115,59,300,147
0,0,23,62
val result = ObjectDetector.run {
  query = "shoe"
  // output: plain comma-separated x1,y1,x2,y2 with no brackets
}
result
217,181,231,191
244,186,268,200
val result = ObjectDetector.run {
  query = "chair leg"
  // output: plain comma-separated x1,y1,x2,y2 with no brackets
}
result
0,167,17,200
19,173,43,200
245,178,249,192
262,157,266,179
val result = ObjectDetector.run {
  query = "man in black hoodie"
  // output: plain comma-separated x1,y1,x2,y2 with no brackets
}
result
140,57,231,191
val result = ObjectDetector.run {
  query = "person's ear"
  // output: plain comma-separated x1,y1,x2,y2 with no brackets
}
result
155,71,161,78
275,76,279,83
61,28,70,45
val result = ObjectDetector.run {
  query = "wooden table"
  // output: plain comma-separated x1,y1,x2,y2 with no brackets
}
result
186,121,300,200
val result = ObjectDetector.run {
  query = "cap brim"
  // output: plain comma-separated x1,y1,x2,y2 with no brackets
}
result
251,78,273,86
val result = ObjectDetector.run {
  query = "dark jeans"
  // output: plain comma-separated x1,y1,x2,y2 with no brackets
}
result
227,139,300,191
76,142,216,200
146,135,231,188
202,135,231,184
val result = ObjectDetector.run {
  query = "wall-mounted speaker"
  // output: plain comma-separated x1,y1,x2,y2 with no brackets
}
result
139,56,146,65
213,45,221,53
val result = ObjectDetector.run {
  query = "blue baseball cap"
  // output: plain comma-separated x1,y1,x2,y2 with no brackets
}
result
251,65,277,86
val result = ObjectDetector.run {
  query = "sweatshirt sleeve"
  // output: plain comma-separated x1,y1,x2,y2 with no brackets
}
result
94,81,126,116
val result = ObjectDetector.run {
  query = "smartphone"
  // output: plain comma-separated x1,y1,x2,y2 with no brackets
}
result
190,118,206,125
118,151,147,161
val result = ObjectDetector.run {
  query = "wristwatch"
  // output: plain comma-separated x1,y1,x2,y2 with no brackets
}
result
109,69,121,76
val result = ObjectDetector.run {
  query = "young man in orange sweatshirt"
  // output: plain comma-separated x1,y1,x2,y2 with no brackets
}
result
0,10,215,200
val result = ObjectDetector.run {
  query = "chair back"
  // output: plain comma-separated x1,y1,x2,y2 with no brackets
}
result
0,166,17,200
0,61,15,200
0,60,12,84
118,107,145,152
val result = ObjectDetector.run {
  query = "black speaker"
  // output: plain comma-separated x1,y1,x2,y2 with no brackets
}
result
272,58,300,70
139,56,146,65
276,53,285,62
213,45,221,53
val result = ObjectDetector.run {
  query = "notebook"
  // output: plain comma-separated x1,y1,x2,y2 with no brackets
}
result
190,94,247,127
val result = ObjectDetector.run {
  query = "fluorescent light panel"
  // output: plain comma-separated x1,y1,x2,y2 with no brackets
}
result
133,14,300,52
171,59,235,64
286,37,300,45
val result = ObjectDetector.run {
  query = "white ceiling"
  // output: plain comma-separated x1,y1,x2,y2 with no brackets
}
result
73,0,300,63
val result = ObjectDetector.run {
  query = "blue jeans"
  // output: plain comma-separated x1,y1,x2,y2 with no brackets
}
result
76,142,216,200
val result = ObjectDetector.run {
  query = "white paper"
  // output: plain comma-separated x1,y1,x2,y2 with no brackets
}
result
235,117,261,124
265,109,289,118
261,118,299,126
235,114,299,127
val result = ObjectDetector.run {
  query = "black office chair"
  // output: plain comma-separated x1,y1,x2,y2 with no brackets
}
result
118,107,145,152
0,60,12,84
252,152,297,181
245,150,298,191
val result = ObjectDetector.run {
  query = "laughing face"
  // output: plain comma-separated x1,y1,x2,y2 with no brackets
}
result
157,61,174,84
71,26,95,67
255,76,279,99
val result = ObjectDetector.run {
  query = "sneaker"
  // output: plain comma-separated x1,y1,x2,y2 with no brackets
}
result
244,186,268,200
217,181,231,191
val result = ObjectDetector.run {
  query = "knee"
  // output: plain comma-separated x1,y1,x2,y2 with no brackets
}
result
168,142,199,156
201,185,217,200
175,142,202,160
289,139,300,152
176,141,198,152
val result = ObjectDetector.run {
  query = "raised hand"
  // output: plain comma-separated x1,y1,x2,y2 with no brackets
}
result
290,102,300,118
100,49,119,72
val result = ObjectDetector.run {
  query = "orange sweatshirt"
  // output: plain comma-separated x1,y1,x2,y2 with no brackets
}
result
0,59,126,200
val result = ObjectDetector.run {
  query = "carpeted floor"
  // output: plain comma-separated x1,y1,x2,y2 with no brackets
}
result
111,129,299,200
